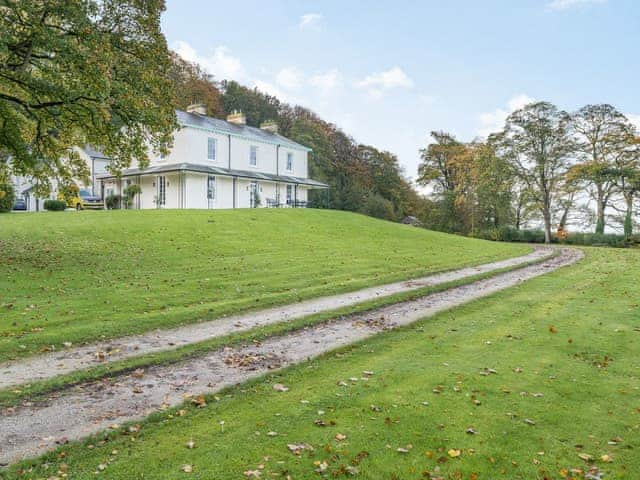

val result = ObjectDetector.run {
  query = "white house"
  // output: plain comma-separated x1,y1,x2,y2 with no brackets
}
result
98,105,327,209
11,146,110,211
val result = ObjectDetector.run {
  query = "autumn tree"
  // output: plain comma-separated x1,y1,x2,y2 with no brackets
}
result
568,105,635,233
418,132,514,234
168,52,224,117
0,0,177,195
490,102,575,243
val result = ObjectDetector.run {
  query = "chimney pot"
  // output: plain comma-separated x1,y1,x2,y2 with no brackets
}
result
226,111,246,125
186,103,206,115
260,120,278,134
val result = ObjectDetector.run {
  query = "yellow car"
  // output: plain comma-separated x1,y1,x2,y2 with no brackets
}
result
62,189,105,210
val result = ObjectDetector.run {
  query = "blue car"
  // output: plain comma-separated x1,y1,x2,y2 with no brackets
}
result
12,198,27,211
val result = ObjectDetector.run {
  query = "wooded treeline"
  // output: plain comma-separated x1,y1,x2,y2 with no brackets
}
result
169,54,425,223
418,103,640,242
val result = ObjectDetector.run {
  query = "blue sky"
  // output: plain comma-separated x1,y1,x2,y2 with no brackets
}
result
162,0,640,182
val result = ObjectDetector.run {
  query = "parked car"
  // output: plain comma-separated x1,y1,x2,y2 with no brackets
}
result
68,189,105,210
12,198,27,211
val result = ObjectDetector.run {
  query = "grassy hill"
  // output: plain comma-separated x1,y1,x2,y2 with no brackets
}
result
0,209,527,362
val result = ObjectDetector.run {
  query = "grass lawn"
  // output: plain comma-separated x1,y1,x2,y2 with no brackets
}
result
6,247,638,480
0,209,528,362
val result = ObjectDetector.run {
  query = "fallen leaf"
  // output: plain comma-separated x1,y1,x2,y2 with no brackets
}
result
578,453,594,462
186,440,195,449
273,383,289,392
335,433,347,441
448,449,461,458
182,464,193,473
191,395,207,408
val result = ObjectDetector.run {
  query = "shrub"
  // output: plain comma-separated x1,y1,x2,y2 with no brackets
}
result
122,184,142,209
361,194,397,221
0,183,16,213
476,226,547,243
105,194,121,210
44,199,67,211
58,183,79,206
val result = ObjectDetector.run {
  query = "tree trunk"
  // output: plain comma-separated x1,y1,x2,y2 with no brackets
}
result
595,189,605,234
624,192,633,239
542,208,552,244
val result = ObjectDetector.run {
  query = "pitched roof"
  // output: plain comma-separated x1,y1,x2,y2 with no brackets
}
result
176,110,311,152
97,162,328,188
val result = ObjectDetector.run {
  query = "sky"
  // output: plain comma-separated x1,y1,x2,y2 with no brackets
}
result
162,0,640,184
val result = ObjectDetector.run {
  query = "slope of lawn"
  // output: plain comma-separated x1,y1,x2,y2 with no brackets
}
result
6,247,637,480
0,209,528,362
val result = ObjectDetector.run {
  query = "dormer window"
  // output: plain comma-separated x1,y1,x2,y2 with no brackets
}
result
249,145,258,167
286,152,293,172
207,138,217,161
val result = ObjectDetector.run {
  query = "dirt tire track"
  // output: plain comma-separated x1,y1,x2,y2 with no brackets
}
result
0,247,581,465
0,248,553,390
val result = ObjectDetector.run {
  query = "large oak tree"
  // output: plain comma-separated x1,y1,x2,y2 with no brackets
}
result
0,0,177,195
490,102,575,243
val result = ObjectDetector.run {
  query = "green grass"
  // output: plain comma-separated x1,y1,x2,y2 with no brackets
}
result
0,253,552,409
6,247,639,480
0,209,527,362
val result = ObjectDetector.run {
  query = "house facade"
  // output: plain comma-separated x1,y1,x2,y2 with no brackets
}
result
99,106,327,209
11,146,110,212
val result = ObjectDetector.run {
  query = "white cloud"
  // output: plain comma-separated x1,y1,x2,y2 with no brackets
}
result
477,94,535,138
276,67,304,89
357,66,414,90
299,13,323,29
309,69,343,94
547,0,607,10
356,66,413,99
172,41,245,81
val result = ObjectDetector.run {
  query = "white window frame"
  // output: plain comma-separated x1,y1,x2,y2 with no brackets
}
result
249,145,258,167
286,152,293,172
207,137,217,161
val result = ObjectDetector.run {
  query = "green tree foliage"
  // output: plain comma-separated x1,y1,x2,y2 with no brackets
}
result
418,132,514,234
0,181,15,212
0,0,177,195
490,102,575,243
610,136,640,238
220,81,281,127
568,104,635,233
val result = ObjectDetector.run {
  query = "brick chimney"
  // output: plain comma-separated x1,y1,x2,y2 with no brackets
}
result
226,110,246,125
186,103,206,115
260,120,278,134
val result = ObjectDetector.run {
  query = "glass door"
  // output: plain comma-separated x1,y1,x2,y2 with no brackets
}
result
207,176,216,209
